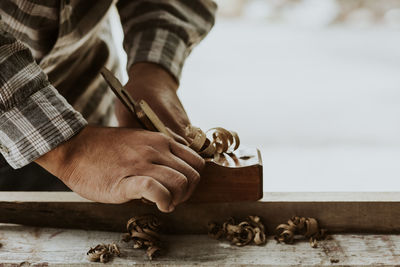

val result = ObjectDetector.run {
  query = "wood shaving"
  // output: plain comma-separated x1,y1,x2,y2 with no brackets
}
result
87,243,120,263
275,216,327,248
208,216,266,246
122,215,162,260
186,126,240,158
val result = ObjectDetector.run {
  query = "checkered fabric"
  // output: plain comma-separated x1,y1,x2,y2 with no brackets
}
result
0,0,216,169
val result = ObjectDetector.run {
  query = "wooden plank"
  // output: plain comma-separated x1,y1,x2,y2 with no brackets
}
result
0,224,399,266
2,192,400,202
0,192,399,234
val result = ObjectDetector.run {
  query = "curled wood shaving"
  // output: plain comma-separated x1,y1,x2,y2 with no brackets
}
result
122,215,162,260
275,216,327,248
186,126,240,158
87,243,120,263
208,216,267,247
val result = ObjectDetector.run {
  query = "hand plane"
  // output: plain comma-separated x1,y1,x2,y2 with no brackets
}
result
100,68,263,203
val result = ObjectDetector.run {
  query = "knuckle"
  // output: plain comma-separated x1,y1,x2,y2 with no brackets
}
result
192,170,201,184
173,174,188,192
153,132,170,142
124,151,140,166
151,132,172,147
132,161,148,173
195,157,206,171
138,145,158,159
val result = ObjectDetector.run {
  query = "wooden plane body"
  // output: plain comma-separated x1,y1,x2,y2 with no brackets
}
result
189,147,263,203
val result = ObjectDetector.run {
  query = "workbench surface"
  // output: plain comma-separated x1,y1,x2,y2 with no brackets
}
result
0,224,399,266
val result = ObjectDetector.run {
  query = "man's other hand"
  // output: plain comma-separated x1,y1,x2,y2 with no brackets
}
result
115,63,190,141
34,126,205,212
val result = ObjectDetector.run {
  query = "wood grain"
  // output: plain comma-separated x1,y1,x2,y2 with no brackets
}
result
0,224,399,266
0,192,399,234
190,147,263,202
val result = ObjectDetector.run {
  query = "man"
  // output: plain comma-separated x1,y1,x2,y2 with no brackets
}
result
0,0,216,213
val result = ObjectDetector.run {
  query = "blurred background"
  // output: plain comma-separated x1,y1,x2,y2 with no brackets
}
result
116,0,400,192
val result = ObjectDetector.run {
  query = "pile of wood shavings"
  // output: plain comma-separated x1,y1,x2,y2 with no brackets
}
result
208,216,267,246
275,216,327,248
122,215,162,260
186,126,240,159
87,243,120,263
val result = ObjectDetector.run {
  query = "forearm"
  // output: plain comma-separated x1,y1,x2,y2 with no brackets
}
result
0,24,87,169
127,63,178,92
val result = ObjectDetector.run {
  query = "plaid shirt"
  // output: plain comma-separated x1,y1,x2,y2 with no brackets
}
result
0,0,216,169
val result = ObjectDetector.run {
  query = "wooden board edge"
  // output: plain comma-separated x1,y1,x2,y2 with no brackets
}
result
0,192,400,234
1,191,400,202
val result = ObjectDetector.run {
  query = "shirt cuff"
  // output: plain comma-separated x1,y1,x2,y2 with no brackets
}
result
126,28,191,82
0,84,87,169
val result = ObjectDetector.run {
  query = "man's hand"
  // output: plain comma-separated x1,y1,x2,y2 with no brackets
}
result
115,63,190,140
34,126,204,212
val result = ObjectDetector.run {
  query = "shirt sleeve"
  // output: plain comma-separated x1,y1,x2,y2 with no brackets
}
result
0,25,87,169
117,0,217,81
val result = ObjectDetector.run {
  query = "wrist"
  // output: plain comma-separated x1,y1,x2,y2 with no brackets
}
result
34,126,89,179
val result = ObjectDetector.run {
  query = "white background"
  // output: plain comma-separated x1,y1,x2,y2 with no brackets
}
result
113,0,400,192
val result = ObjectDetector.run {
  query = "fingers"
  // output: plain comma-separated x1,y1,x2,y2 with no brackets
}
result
156,154,201,203
118,131,205,212
169,140,205,173
143,165,190,206
142,136,203,204
145,133,204,204
145,131,204,173
141,154,200,205
166,127,188,146
121,176,173,213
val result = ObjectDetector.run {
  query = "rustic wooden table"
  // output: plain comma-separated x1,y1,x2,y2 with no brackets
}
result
0,224,399,266
1,192,399,266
